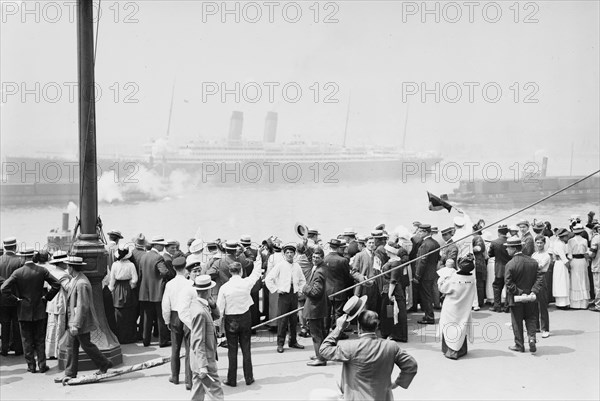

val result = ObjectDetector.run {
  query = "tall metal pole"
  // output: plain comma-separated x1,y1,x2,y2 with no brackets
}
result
342,92,351,148
59,0,122,370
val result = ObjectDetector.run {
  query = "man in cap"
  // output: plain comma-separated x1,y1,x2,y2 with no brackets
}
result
351,237,378,313
323,239,354,337
342,228,360,260
504,237,545,353
320,303,418,401
471,220,487,310
517,220,535,257
54,257,113,383
439,228,458,269
206,241,240,298
265,243,307,353
189,275,224,400
217,261,262,386
0,236,24,356
489,224,512,312
302,247,328,366
413,224,440,325
1,249,61,373
162,257,194,387
138,236,173,347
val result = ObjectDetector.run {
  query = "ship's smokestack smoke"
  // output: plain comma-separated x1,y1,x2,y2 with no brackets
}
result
541,156,548,178
62,212,69,231
264,111,278,143
229,111,243,142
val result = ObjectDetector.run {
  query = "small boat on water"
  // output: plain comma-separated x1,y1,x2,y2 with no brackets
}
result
450,157,600,206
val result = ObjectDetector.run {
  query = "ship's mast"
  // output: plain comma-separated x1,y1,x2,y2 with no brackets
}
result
342,92,351,148
401,100,410,151
166,80,176,138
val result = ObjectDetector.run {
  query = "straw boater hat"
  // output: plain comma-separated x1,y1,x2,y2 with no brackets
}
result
342,228,357,236
49,250,68,264
307,229,320,236
223,241,239,251
370,230,385,239
3,237,17,248
150,236,168,245
343,295,368,322
572,223,585,234
504,236,523,247
441,227,454,236
516,219,530,228
189,239,203,254
193,275,216,291
64,256,87,265
328,238,347,248
16,249,35,257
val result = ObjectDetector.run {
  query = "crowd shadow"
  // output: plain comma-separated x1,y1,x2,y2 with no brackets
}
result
220,372,335,395
536,345,575,356
464,348,516,359
549,329,585,337
0,376,23,386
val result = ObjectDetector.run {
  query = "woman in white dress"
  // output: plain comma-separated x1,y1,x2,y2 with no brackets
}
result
109,243,138,343
567,224,590,309
44,251,71,359
552,229,571,308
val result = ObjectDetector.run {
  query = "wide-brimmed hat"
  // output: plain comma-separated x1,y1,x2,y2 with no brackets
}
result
516,219,530,228
49,250,68,264
533,221,545,232
343,295,368,322
150,236,168,245
193,275,216,291
370,230,386,239
572,223,585,234
166,239,178,246
508,225,519,232
114,243,133,260
2,237,17,247
239,235,252,246
557,228,571,238
107,230,123,239
282,242,297,252
65,256,87,265
384,243,400,256
16,248,35,257
504,236,522,247
189,239,203,254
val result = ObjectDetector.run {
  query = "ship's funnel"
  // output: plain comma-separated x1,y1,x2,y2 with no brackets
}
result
229,111,243,142
264,111,278,143
62,212,69,231
541,156,548,178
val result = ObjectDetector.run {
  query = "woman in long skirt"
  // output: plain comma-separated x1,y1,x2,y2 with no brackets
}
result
438,255,476,360
45,251,70,359
552,229,571,308
567,225,590,309
109,243,138,344
379,244,408,342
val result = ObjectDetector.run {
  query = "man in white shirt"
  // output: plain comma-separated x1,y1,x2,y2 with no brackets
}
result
217,262,261,387
265,243,307,353
162,257,193,388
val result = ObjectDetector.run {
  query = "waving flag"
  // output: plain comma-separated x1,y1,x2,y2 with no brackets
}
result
427,191,453,212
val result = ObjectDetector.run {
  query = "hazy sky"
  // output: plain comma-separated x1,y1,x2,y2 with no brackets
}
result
1,1,599,168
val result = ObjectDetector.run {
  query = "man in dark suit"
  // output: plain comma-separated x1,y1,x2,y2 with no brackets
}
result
1,249,60,373
130,234,147,340
0,237,24,356
504,237,545,353
407,230,423,312
342,229,360,260
54,256,112,382
303,247,328,366
323,239,354,336
138,236,173,347
489,225,512,312
517,220,535,257
413,224,440,325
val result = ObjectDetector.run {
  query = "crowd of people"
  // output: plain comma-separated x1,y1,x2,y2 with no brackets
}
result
0,209,598,399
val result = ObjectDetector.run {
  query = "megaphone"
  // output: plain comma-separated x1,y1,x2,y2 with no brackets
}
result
294,222,309,239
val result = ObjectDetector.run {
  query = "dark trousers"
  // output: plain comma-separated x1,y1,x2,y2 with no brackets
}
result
169,311,190,383
183,327,192,389
224,310,253,383
19,319,47,368
0,306,22,354
380,292,408,341
536,276,550,332
141,301,170,346
65,331,110,377
261,285,270,318
250,291,260,328
277,292,298,346
492,276,506,309
546,261,555,303
418,280,434,321
510,302,538,350
325,298,347,331
307,318,326,361
476,276,486,307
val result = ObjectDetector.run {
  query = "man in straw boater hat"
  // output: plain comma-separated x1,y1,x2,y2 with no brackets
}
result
0,236,25,357
1,248,60,373
265,242,307,353
54,256,113,383
189,274,224,400
504,236,545,353
320,295,418,401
